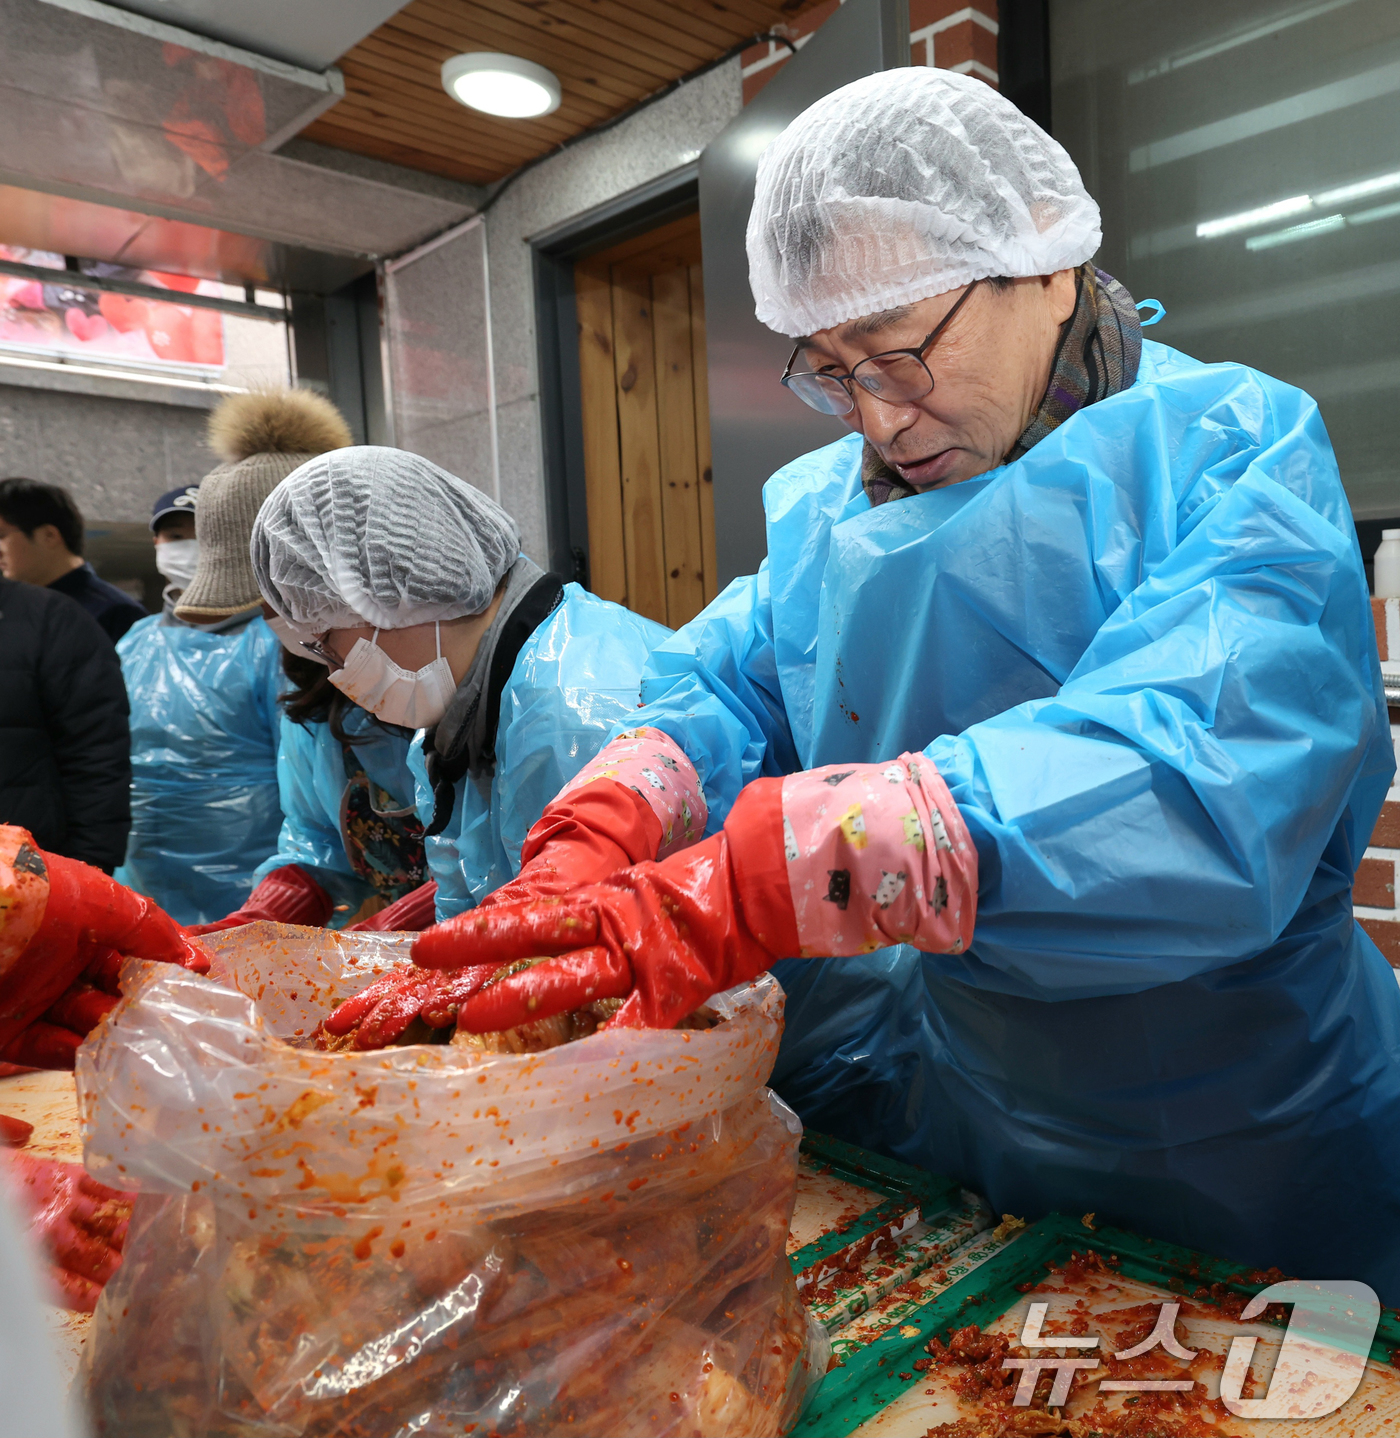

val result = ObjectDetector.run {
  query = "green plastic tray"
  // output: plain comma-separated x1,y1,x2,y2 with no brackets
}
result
823,1216,1016,1357
789,1132,960,1286
793,1211,1400,1437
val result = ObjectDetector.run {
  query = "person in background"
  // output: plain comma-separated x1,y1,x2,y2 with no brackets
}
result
0,477,145,643
189,446,516,938
147,483,200,597
395,70,1400,1300
116,390,350,924
0,571,130,873
195,448,672,1047
196,643,429,933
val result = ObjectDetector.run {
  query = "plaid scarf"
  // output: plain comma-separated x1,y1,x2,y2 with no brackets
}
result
862,263,1143,507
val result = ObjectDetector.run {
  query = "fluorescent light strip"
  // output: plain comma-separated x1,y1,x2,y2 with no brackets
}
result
1196,195,1311,238
1245,213,1346,250
1241,193,1400,251
1197,170,1400,244
1314,170,1400,207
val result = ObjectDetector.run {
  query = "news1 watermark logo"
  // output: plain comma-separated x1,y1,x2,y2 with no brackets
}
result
1004,1280,1380,1420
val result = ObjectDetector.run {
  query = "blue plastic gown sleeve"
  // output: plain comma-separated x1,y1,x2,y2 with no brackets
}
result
925,378,1387,999
255,716,351,882
496,586,675,865
408,737,499,922
252,710,416,919
253,714,359,909
634,567,800,833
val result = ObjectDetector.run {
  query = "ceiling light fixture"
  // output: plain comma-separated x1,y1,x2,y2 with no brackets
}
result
441,52,561,119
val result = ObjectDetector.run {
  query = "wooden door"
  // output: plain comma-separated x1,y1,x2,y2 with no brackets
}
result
575,213,717,628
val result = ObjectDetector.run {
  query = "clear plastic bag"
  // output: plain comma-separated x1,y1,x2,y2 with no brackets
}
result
75,923,827,1437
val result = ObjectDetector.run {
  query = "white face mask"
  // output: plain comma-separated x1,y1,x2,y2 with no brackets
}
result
266,612,327,663
327,623,457,730
154,538,200,588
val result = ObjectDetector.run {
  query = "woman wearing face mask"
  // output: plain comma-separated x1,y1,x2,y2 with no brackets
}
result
190,639,430,933
192,446,672,971
115,389,353,924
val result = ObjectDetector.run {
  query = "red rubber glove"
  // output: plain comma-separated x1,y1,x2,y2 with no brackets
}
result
488,779,666,904
344,880,439,933
416,780,795,1033
317,962,505,1050
2,1150,133,1312
185,864,332,935
322,781,666,1048
0,826,211,1070
420,754,980,1034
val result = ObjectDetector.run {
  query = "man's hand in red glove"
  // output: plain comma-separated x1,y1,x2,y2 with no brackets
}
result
0,825,211,1070
418,754,980,1034
2,1149,133,1312
185,864,332,936
321,774,682,1048
317,960,504,1050
413,790,789,1033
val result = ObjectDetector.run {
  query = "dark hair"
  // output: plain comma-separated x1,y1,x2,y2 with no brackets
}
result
279,648,366,744
0,477,85,556
985,276,1016,293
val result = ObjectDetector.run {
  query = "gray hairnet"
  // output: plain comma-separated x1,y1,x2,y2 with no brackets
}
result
747,68,1101,337
250,446,521,631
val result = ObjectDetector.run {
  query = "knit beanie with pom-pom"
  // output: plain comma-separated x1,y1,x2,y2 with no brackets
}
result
174,388,353,622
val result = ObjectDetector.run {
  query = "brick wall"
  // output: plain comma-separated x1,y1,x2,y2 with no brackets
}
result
741,0,999,106
1358,597,1400,967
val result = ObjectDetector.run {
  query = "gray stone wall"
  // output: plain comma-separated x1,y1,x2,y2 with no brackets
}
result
0,376,217,524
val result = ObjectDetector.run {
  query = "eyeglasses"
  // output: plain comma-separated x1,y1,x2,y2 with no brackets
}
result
779,280,982,416
299,634,347,668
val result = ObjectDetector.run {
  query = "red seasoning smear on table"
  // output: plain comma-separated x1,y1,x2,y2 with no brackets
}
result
918,1252,1300,1437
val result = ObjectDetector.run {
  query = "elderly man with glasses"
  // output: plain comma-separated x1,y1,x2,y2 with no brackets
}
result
381,70,1400,1298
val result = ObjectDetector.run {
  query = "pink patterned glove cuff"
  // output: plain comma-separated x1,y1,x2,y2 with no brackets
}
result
782,753,977,957
556,728,707,859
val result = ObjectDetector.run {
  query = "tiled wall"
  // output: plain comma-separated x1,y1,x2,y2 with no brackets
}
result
741,0,1000,105
1358,598,1400,965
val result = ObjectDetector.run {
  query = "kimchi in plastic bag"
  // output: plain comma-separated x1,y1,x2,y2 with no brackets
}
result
75,922,826,1437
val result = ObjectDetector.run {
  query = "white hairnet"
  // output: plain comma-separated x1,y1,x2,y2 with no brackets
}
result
250,446,521,631
747,68,1101,337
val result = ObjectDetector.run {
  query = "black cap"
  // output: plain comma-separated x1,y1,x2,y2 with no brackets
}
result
150,484,200,532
